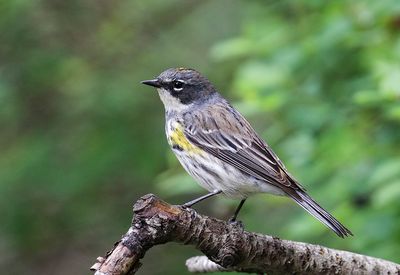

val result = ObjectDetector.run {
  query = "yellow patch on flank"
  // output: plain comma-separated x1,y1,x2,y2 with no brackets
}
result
169,124,203,154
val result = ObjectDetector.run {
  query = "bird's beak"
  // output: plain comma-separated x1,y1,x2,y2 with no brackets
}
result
141,78,161,88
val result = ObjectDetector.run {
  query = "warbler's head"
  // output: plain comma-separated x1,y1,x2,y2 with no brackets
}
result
141,68,217,111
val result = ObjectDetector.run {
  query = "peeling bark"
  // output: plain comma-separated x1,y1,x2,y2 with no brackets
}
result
90,194,400,275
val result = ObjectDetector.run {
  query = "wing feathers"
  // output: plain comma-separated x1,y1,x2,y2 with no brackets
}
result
184,103,295,189
182,101,352,237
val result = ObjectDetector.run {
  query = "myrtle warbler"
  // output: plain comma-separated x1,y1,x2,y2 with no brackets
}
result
142,68,352,238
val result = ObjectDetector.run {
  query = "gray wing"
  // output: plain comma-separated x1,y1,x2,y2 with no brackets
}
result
183,101,353,238
183,101,305,192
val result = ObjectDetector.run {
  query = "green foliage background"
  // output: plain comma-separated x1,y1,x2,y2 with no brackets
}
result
1,1,399,274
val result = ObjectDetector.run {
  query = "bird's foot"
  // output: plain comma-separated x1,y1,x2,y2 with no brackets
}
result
228,218,244,229
181,202,193,209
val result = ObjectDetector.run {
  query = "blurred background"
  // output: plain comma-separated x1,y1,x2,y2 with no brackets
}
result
1,0,400,274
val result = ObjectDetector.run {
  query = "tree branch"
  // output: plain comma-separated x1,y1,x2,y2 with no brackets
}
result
90,194,400,275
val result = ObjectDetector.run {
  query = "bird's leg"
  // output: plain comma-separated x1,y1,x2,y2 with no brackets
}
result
228,199,246,223
182,190,222,208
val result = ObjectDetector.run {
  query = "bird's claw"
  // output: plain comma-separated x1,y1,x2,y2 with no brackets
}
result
228,218,244,229
181,203,192,209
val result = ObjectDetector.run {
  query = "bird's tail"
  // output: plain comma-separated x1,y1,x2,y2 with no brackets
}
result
285,189,353,238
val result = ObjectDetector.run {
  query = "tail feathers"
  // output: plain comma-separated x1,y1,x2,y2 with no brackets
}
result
286,189,353,238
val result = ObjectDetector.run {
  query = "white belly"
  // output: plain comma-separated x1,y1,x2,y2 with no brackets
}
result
173,148,285,199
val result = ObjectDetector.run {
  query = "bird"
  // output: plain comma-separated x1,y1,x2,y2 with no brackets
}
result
141,67,352,238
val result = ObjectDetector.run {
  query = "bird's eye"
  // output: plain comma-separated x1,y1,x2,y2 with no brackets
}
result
172,80,184,91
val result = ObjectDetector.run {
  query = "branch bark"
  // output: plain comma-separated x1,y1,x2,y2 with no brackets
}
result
90,194,400,275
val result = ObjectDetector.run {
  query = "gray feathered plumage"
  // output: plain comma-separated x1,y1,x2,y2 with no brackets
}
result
183,97,352,238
